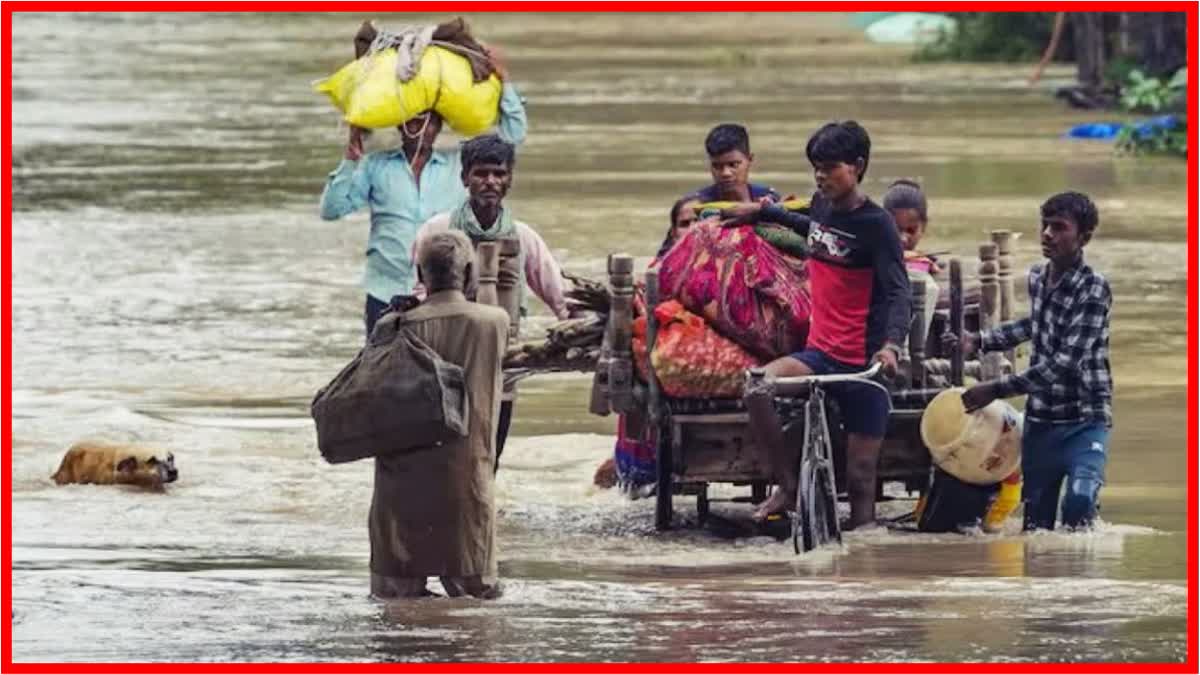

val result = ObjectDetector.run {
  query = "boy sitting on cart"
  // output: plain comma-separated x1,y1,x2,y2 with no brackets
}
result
724,120,910,529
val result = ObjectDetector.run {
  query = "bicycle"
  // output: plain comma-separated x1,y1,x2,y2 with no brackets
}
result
745,362,888,553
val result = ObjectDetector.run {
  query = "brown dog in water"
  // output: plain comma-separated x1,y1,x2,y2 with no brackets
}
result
593,458,617,489
51,442,179,489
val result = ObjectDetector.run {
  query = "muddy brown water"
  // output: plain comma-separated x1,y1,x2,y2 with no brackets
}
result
9,11,1190,663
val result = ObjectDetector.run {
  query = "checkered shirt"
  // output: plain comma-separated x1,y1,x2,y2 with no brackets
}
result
981,259,1113,427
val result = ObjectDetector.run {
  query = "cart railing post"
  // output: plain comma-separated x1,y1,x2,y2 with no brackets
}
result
991,229,1016,373
908,276,927,389
497,238,522,342
948,257,965,386
645,268,672,530
588,254,615,416
978,242,1001,380
608,255,635,413
476,241,500,308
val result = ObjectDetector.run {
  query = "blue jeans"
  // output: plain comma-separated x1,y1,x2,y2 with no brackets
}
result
1021,419,1109,531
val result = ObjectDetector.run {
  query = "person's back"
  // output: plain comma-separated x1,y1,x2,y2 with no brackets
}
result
369,232,509,600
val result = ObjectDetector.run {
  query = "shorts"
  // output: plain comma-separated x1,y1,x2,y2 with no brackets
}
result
790,348,890,438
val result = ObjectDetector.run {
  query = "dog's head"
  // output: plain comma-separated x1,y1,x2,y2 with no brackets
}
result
115,451,178,488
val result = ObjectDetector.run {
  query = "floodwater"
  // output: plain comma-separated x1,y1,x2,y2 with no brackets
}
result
8,11,1192,663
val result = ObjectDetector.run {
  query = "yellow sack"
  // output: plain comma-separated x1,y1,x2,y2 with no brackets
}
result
314,46,501,136
429,48,502,136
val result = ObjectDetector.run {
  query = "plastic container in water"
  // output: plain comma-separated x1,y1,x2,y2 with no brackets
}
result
920,387,1023,486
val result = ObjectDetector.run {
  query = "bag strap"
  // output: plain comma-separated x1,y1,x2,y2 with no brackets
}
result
367,295,422,345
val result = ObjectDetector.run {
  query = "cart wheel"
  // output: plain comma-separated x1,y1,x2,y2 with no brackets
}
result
696,483,710,524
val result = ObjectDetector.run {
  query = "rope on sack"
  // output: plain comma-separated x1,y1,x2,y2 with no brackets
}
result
366,24,440,170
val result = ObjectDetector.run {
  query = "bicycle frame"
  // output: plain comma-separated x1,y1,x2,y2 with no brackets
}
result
795,383,839,552
746,362,887,553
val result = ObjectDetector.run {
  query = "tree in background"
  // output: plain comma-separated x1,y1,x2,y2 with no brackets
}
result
918,12,1185,89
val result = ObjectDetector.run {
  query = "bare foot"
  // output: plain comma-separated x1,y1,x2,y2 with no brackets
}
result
751,488,793,522
842,517,882,532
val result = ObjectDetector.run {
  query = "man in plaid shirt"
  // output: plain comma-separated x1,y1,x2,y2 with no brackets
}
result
960,192,1113,531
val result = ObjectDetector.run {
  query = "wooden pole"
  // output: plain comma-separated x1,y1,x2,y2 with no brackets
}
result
588,254,615,416
909,276,927,389
978,243,1000,380
475,242,500,308
948,258,964,386
496,238,522,341
991,230,1016,371
608,254,635,413
645,269,672,530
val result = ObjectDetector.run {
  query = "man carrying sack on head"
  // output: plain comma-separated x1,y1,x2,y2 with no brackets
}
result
319,18,529,338
369,230,511,600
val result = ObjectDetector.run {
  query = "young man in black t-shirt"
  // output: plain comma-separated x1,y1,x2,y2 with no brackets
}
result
729,121,910,529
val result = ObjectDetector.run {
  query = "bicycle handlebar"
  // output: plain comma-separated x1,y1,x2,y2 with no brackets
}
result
746,362,887,397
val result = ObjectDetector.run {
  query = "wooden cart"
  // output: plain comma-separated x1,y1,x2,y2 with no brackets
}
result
589,232,1020,530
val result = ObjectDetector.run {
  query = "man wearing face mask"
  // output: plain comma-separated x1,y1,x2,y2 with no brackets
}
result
413,134,569,470
318,47,528,337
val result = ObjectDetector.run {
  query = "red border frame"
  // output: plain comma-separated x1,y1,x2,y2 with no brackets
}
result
2,2,1196,674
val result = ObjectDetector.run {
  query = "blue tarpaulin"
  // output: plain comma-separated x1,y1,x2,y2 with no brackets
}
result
1066,115,1181,141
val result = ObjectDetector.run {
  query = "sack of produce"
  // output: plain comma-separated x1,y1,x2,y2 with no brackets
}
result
656,221,812,360
632,300,762,398
315,45,501,135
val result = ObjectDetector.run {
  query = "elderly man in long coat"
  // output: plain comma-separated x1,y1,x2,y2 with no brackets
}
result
369,230,510,599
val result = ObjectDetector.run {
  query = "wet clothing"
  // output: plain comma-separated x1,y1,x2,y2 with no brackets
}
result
318,84,527,303
981,258,1113,427
1021,419,1109,530
365,294,515,474
413,211,570,320
364,294,392,337
791,348,891,438
686,182,780,204
368,291,509,590
762,193,910,366
656,183,781,260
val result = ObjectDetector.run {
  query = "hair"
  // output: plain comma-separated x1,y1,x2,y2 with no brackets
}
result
883,179,928,224
669,196,695,228
657,197,699,259
1041,191,1099,237
805,120,871,183
705,123,751,157
460,134,516,175
417,230,476,292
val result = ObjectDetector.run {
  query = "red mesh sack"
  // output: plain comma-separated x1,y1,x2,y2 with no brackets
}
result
632,300,762,398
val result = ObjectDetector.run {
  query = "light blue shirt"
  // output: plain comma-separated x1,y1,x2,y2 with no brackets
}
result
320,83,528,302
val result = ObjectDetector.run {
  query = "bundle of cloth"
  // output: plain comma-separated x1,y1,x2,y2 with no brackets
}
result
655,220,812,362
632,300,764,399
